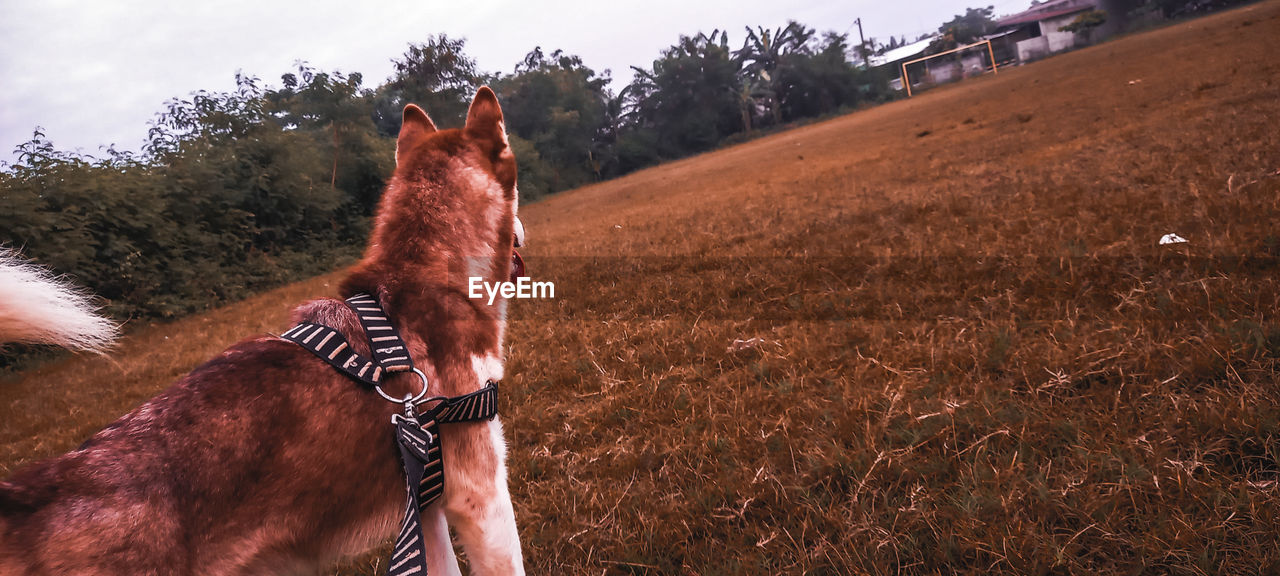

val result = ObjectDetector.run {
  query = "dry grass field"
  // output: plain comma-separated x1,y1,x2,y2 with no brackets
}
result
5,2,1280,574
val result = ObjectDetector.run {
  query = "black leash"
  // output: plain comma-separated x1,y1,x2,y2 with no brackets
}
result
282,293,498,576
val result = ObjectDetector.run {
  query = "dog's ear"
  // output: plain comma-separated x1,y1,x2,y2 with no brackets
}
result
396,103,437,165
464,86,508,148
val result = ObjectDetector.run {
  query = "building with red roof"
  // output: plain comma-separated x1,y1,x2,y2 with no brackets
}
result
994,0,1121,62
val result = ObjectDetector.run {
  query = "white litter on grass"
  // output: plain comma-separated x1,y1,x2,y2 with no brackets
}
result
1159,233,1188,245
728,337,779,353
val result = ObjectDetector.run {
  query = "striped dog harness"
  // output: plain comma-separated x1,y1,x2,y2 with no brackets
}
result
282,293,498,576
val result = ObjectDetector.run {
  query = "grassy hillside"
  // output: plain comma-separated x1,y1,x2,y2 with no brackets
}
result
5,2,1280,574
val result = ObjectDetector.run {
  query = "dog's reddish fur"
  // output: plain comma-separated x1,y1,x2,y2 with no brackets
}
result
0,88,524,574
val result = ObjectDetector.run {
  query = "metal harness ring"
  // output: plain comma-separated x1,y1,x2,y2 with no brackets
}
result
375,367,430,405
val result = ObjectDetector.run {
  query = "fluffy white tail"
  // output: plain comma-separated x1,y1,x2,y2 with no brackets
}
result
0,251,117,353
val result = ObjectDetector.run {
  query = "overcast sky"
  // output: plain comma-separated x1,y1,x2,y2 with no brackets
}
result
0,0,1032,165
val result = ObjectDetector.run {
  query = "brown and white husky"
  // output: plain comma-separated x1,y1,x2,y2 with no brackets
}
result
0,87,527,575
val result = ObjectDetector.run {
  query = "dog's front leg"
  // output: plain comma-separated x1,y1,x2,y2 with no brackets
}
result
422,501,463,576
442,417,525,575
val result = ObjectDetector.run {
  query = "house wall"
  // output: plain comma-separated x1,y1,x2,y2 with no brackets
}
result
928,61,962,84
1017,36,1050,62
1040,12,1082,52
991,26,1035,64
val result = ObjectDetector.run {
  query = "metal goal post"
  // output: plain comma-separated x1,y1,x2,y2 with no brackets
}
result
900,40,998,97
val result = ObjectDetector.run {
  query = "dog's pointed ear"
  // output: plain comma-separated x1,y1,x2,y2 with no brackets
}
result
396,103,437,165
464,86,507,147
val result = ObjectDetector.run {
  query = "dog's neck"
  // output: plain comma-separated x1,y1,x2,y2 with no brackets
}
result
335,127,517,397
338,216,509,398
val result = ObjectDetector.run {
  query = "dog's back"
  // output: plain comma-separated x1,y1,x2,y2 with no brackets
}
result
0,298,409,574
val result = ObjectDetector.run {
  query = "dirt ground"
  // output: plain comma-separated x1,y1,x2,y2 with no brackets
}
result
4,2,1279,574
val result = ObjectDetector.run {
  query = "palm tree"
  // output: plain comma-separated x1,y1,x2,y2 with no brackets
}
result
735,21,814,126
624,29,743,154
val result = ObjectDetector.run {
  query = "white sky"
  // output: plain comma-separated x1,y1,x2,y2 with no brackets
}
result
0,0,1032,164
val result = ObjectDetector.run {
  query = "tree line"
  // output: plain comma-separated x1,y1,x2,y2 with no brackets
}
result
1,21,892,324
2,70,388,321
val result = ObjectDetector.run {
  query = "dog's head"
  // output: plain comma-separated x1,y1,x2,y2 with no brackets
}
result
355,87,524,295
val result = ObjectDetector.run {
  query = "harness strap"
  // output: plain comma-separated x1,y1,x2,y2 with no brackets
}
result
281,322,387,386
432,382,500,424
385,383,498,576
280,292,499,576
409,383,499,504
280,293,415,385
390,415,437,574
344,294,415,373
